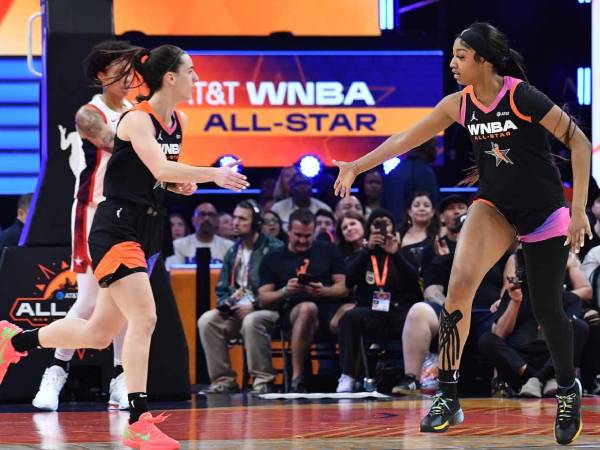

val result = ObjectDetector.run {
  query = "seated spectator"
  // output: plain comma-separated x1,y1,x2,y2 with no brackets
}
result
167,202,233,268
328,211,368,335
382,138,439,222
271,173,332,230
169,210,190,241
217,212,235,240
360,169,383,218
258,209,347,393
336,211,366,260
314,209,336,242
259,177,276,211
336,208,421,393
398,191,440,277
273,165,298,201
478,248,589,397
393,196,510,395
334,195,364,222
579,193,600,260
0,193,32,248
262,210,288,244
198,201,283,394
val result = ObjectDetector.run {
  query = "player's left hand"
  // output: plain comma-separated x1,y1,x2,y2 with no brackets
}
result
565,208,592,254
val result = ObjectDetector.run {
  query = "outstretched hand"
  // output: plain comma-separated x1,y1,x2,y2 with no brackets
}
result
333,160,358,198
214,159,250,192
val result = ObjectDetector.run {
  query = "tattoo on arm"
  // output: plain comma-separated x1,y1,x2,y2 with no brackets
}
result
76,107,115,151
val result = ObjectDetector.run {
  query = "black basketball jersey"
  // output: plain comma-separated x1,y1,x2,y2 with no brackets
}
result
103,101,183,209
460,76,565,212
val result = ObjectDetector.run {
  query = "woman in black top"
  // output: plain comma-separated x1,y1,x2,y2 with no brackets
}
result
334,22,592,444
398,191,440,278
336,209,421,393
0,44,248,448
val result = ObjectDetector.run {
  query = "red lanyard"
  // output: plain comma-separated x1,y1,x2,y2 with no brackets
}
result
370,255,389,287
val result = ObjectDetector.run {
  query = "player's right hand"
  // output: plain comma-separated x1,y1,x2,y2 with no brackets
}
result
214,159,249,191
333,160,358,198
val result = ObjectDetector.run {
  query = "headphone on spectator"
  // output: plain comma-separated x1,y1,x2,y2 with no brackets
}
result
238,199,263,231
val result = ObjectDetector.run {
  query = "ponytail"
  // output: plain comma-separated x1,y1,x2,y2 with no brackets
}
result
501,48,528,82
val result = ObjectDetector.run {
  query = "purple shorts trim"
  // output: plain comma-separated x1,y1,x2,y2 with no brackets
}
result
519,207,570,243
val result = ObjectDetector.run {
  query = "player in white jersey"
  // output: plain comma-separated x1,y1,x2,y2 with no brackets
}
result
32,41,134,411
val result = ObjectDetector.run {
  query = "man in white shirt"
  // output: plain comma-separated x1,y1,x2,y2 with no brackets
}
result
271,173,331,230
168,203,233,267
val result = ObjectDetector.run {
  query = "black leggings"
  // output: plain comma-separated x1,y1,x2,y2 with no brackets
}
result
522,236,573,387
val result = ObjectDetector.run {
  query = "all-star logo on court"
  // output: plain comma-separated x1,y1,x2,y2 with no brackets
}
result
485,141,514,167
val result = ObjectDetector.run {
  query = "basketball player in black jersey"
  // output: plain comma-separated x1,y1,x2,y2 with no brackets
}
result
334,23,592,445
0,44,248,448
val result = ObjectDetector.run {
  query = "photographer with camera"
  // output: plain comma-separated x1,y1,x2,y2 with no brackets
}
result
336,208,421,393
393,195,511,395
198,200,283,394
478,248,589,398
258,208,347,393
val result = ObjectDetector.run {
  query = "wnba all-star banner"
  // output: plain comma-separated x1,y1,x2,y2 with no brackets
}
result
177,50,444,167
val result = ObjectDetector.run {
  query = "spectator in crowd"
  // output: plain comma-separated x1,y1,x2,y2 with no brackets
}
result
334,195,364,222
271,173,332,230
273,165,298,201
382,138,439,222
398,191,440,277
0,193,32,248
262,210,288,244
314,209,336,242
393,195,510,395
360,169,383,218
169,211,190,241
336,211,366,260
198,200,283,394
568,250,600,393
259,177,276,211
258,209,347,393
580,193,600,260
217,212,235,240
479,249,589,398
329,211,368,335
168,202,233,267
336,208,421,392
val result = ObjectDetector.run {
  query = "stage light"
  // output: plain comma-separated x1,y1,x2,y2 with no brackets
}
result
218,155,242,172
383,157,401,175
379,0,395,30
298,155,322,178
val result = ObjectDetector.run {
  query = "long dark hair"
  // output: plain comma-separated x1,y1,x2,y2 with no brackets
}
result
82,40,137,85
88,44,186,102
457,22,527,81
398,191,440,240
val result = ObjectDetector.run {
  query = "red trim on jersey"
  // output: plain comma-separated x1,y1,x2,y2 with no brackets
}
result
72,200,91,273
508,77,532,123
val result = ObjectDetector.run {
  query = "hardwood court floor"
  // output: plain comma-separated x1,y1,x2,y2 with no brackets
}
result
2,395,600,449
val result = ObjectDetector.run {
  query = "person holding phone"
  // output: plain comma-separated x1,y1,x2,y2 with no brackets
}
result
336,208,421,393
258,208,348,393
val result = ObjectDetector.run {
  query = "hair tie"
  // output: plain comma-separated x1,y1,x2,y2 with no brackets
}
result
139,49,151,65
